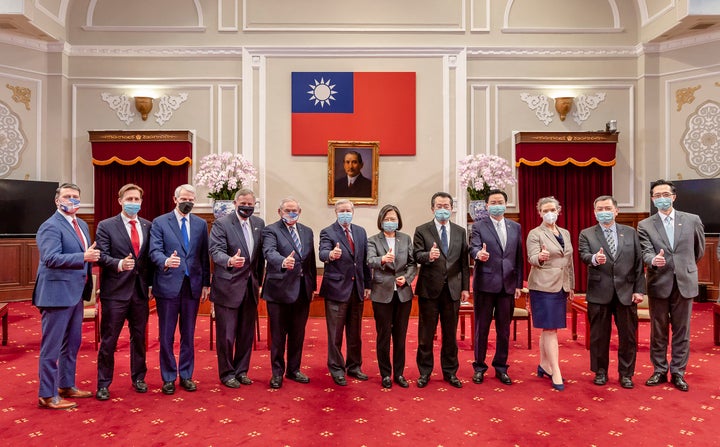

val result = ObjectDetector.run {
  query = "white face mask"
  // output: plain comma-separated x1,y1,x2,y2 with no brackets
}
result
543,212,558,225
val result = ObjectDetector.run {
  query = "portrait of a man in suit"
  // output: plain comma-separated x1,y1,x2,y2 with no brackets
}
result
333,149,373,198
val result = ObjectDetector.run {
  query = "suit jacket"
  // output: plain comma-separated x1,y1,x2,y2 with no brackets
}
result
33,211,93,307
578,223,646,305
149,211,210,300
638,211,705,299
318,222,371,302
469,216,523,295
367,231,417,303
95,214,153,301
209,213,265,308
261,220,317,304
526,224,575,293
334,174,372,198
413,220,470,300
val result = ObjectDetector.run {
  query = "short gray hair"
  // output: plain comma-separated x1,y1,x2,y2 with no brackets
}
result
334,199,354,210
536,196,561,213
234,188,255,201
278,196,300,210
174,184,196,198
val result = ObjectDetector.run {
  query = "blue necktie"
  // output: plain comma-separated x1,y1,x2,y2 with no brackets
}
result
290,225,302,257
440,224,448,255
181,217,190,252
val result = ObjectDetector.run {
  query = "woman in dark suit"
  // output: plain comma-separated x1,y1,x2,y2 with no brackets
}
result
527,197,575,391
367,205,417,388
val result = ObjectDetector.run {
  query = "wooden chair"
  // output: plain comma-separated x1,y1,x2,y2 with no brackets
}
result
0,302,9,346
458,298,475,349
84,274,100,351
512,288,532,349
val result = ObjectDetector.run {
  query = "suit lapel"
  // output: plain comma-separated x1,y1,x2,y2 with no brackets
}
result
484,218,502,250
167,213,187,255
229,216,251,258
652,214,672,251
112,215,134,256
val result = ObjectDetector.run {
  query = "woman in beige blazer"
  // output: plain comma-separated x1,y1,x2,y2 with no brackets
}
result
527,197,575,391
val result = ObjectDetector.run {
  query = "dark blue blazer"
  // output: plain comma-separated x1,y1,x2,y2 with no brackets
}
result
261,220,317,304
318,222,371,302
469,216,524,295
33,211,93,307
149,211,210,300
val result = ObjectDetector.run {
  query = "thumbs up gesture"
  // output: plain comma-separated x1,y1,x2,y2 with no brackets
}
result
84,241,100,262
382,247,395,264
122,253,136,271
653,248,666,267
330,242,342,261
538,244,550,262
429,242,441,261
595,247,606,265
230,248,246,268
476,242,490,262
283,250,296,269
167,250,181,269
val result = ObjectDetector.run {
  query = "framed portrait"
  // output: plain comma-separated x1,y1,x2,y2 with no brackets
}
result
328,141,379,205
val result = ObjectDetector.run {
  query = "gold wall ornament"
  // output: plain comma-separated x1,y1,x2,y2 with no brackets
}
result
675,85,701,111
6,84,31,111
716,82,720,87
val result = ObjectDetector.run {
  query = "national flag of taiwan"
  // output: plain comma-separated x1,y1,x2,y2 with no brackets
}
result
291,72,416,155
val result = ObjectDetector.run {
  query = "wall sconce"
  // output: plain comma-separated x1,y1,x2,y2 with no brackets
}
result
554,97,574,121
134,96,154,121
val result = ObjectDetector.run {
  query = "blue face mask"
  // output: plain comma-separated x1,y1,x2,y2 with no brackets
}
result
282,212,299,225
434,208,451,222
59,197,80,214
488,204,506,216
382,221,398,233
123,202,141,216
595,211,614,224
653,197,672,211
337,211,353,226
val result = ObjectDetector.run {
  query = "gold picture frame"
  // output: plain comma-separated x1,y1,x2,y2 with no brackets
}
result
327,141,379,205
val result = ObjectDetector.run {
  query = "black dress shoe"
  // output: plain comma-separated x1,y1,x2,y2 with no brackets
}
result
472,371,485,384
620,376,634,389
645,372,668,386
269,376,283,389
95,387,110,401
416,375,430,388
381,376,392,388
593,370,608,386
671,373,689,392
348,369,369,381
286,371,310,383
394,376,409,388
223,377,241,388
133,380,148,393
445,375,463,388
332,375,347,386
162,381,175,395
495,371,512,385
179,378,197,392
237,374,253,385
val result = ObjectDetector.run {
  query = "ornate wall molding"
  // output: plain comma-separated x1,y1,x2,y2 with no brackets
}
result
100,93,135,125
520,93,553,126
681,100,720,178
155,93,189,126
572,92,606,125
675,85,701,111
6,84,32,110
0,100,27,177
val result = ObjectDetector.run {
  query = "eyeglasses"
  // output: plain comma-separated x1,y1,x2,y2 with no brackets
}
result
651,192,673,199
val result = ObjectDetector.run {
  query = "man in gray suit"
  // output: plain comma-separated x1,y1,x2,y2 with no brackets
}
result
578,195,646,389
413,192,470,388
638,179,705,391
209,189,264,388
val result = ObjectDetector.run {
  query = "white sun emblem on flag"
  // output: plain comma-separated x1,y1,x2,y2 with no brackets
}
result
307,78,337,108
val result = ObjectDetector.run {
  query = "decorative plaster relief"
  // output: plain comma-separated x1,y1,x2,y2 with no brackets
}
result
520,93,553,126
572,92,606,125
101,93,135,125
154,93,189,126
681,100,720,178
0,100,27,177
675,85,701,112
6,84,32,111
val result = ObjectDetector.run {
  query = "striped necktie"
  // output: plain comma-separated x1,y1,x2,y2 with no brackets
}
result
290,225,302,256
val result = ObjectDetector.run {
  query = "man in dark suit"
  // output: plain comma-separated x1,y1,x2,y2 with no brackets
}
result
578,195,646,389
469,189,523,386
209,188,265,388
413,191,470,388
149,184,210,395
333,151,372,198
94,183,153,401
638,179,705,391
34,182,99,410
318,199,371,386
261,197,317,389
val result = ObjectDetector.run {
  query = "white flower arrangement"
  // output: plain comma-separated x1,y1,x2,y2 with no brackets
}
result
193,152,258,200
457,154,516,200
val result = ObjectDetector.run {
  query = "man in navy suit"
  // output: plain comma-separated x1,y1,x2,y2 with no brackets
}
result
318,199,371,386
34,182,100,410
209,188,265,388
94,184,153,400
469,189,523,386
149,184,210,395
261,197,317,389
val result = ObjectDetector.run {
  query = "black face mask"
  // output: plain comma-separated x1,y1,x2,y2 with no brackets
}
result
178,201,194,214
237,205,254,219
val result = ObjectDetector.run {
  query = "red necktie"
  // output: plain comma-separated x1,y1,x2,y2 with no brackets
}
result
129,220,140,256
72,218,86,250
345,227,355,254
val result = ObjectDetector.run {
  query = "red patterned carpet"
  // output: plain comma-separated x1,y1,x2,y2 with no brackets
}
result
1,300,720,446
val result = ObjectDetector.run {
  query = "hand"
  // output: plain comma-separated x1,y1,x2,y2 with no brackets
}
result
429,242,440,261
476,243,489,262
84,241,100,262
382,247,395,264
121,253,135,271
632,293,644,304
363,289,371,300
595,247,606,265
330,242,342,261
166,250,181,269
514,288,522,300
538,244,550,262
200,286,210,303
460,290,470,302
230,248,246,268
652,249,666,267
568,289,575,301
282,250,296,269
395,276,406,287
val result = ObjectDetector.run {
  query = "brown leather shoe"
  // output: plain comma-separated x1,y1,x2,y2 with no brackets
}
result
38,396,77,410
58,387,93,398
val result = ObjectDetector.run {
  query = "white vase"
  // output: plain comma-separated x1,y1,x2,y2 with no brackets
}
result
468,200,488,222
212,199,235,219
